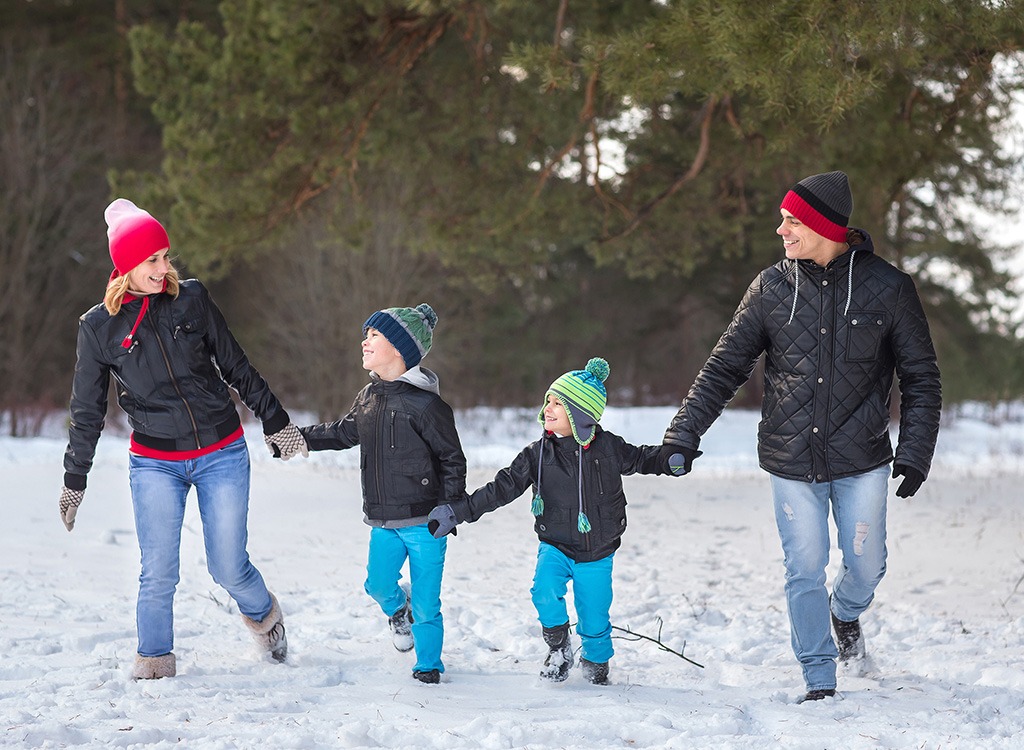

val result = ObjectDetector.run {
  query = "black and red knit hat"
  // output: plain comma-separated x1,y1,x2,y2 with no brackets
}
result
779,171,852,242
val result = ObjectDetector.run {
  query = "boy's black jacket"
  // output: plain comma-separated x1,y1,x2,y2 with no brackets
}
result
64,279,288,488
453,427,664,563
300,376,467,523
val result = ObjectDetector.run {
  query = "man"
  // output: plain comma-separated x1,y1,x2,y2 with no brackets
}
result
661,171,941,703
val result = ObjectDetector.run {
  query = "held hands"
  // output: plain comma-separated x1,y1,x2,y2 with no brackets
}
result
59,486,85,531
892,464,925,498
427,504,459,539
658,444,703,476
265,423,309,460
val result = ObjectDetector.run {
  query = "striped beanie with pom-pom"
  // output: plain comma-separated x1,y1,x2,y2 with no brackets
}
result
363,303,437,369
538,357,610,447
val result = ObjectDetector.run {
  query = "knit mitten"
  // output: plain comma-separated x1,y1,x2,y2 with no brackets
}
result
59,486,85,532
264,423,309,460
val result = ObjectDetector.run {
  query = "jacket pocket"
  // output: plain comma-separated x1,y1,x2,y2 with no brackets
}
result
388,457,437,499
845,311,886,362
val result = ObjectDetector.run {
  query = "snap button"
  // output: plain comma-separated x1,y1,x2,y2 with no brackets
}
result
817,377,823,383
539,524,547,531
421,478,429,486
820,328,826,334
851,319,859,325
812,427,819,433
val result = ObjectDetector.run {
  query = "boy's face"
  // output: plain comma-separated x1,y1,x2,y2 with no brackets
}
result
362,327,405,375
542,394,572,437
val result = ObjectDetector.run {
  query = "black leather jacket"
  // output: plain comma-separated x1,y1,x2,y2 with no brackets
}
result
63,279,288,489
453,427,664,563
300,369,467,526
665,230,941,482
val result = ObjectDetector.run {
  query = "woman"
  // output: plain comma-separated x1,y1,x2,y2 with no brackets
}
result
59,198,308,679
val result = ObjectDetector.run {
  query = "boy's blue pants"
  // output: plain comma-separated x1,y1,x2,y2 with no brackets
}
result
530,542,615,664
364,525,447,673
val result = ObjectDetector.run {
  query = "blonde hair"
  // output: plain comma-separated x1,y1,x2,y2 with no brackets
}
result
104,265,181,315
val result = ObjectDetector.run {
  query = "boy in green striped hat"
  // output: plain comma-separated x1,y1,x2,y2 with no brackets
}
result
428,357,679,684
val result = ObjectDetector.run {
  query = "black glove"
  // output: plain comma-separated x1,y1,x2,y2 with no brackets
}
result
892,464,925,498
658,444,703,476
427,504,458,538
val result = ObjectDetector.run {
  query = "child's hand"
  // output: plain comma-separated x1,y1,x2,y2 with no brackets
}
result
427,504,458,538
658,444,702,476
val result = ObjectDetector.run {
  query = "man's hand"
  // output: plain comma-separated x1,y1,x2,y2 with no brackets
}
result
658,444,703,476
59,486,85,531
264,423,309,460
892,464,925,498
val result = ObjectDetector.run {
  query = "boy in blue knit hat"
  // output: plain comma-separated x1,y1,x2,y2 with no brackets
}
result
299,303,466,685
428,357,674,684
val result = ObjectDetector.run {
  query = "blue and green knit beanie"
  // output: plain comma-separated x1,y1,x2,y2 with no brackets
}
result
538,357,610,446
363,303,437,369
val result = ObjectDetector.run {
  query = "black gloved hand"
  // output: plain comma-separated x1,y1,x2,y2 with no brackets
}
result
658,444,703,476
892,464,925,498
427,504,459,538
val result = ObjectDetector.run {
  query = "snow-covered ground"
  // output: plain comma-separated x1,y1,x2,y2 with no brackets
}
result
3,406,1023,749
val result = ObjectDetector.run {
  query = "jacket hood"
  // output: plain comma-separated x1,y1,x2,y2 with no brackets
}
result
395,365,441,395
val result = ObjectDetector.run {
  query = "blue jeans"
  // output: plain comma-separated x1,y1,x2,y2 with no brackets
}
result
128,437,273,657
531,543,615,664
364,525,447,673
770,464,889,690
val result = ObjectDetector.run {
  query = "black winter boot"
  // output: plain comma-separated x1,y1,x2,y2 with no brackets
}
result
580,658,609,685
831,609,865,662
540,622,573,682
389,585,414,653
798,688,836,703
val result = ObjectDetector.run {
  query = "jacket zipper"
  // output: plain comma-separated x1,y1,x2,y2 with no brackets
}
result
390,410,396,450
595,458,605,495
374,392,385,502
579,448,591,553
147,312,202,449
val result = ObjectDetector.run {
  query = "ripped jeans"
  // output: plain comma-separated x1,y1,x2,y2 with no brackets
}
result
769,464,889,691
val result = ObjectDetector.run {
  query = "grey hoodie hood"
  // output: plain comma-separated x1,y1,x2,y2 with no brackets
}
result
395,365,441,395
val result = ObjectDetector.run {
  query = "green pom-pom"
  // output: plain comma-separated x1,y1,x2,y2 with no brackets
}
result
585,357,610,383
577,511,592,533
531,492,544,516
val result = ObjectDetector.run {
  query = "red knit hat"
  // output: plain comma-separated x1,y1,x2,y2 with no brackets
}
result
104,199,170,276
779,171,852,243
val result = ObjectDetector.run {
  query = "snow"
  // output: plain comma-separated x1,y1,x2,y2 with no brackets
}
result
3,406,1024,749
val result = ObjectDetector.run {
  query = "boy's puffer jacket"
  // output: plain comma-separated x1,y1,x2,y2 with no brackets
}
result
453,427,664,563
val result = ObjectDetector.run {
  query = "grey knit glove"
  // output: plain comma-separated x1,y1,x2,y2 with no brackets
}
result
264,423,309,460
59,486,85,532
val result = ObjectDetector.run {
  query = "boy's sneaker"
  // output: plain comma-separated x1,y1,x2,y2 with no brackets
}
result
831,610,865,662
388,585,414,652
412,669,440,684
580,658,609,685
540,623,573,682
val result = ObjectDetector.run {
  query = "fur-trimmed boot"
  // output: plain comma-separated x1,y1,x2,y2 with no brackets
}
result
133,653,176,680
540,622,573,682
241,592,287,662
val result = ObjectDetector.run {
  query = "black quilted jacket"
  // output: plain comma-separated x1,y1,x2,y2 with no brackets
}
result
665,230,941,483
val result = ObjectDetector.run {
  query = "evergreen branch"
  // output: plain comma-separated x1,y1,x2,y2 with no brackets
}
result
600,95,717,242
611,618,705,669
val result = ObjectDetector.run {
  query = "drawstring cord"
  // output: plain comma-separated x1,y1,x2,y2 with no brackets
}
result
576,447,591,533
531,435,545,516
787,249,859,325
844,250,858,316
121,295,150,349
787,261,800,325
